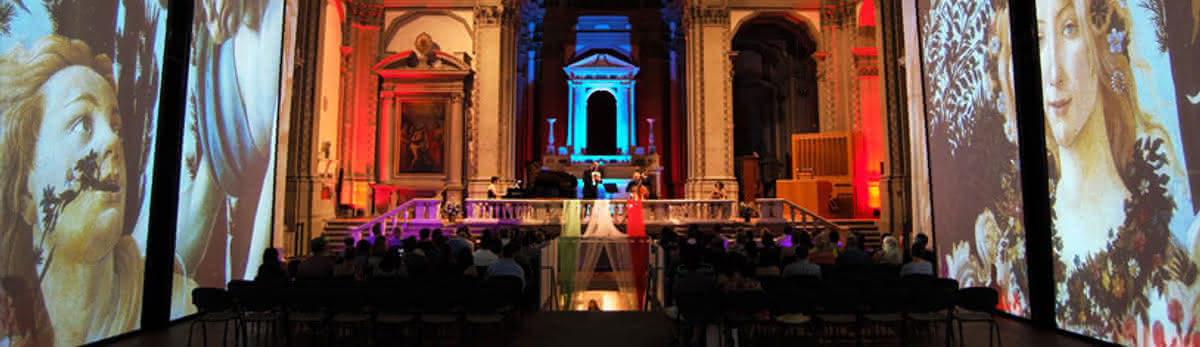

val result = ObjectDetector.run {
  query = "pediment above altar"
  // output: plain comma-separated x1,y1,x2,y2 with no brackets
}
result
374,49,471,80
563,52,639,80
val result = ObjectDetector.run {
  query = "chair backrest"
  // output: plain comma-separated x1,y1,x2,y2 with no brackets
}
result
956,287,1000,312
192,288,233,313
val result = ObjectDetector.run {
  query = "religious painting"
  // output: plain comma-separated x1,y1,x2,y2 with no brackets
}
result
395,102,446,173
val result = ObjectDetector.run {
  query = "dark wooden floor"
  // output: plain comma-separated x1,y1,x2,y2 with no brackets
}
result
96,311,1106,347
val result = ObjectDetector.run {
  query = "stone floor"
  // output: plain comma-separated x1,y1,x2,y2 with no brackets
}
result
96,310,1108,347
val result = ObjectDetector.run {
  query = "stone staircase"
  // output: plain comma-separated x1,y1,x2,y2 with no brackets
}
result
319,218,371,254
832,218,882,250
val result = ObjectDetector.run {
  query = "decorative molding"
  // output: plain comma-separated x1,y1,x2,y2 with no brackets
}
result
474,5,516,28
347,0,385,27
684,6,731,26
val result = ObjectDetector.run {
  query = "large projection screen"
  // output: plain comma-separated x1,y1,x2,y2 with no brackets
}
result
0,1,167,345
918,0,1031,317
1041,0,1200,344
171,0,285,319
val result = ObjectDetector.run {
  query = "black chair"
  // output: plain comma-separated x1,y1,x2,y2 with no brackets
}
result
228,282,284,347
328,288,372,346
770,287,818,346
370,288,418,346
955,287,1002,347
813,285,863,346
861,285,909,345
672,275,722,347
284,287,329,346
722,290,771,347
904,278,958,347
188,288,238,347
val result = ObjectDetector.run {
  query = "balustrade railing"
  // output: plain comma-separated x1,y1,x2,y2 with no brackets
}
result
755,198,846,233
349,198,837,240
347,198,441,241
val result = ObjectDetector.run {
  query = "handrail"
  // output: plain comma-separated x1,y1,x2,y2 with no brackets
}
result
754,198,847,233
347,198,442,241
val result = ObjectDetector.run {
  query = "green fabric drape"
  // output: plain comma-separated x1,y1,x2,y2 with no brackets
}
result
558,200,581,309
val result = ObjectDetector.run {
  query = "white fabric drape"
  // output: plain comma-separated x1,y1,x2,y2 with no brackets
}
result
575,200,638,310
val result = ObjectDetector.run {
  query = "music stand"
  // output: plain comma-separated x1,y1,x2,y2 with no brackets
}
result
603,183,620,194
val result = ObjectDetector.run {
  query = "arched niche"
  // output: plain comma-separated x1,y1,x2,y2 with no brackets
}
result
562,52,639,162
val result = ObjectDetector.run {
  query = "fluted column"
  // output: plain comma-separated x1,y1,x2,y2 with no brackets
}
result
681,4,738,200
468,1,523,198
336,0,383,210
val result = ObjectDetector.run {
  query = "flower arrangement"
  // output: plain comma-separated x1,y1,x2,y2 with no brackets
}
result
440,202,463,221
738,202,759,220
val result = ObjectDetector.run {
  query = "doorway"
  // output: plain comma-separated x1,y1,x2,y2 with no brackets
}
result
586,91,618,155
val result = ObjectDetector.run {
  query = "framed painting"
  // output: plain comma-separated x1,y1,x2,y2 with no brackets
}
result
394,101,447,174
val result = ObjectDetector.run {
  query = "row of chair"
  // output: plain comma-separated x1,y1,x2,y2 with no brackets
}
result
672,276,1002,347
188,276,525,347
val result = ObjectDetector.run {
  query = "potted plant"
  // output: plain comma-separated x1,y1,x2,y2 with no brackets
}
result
441,202,463,223
738,202,759,223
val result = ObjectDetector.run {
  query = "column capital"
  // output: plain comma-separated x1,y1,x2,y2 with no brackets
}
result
682,5,730,27
346,0,385,28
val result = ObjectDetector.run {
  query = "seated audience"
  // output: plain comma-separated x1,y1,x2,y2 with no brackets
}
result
486,242,527,289
402,236,429,277
474,239,501,268
255,247,289,287
374,247,406,279
874,235,903,265
808,233,837,265
782,246,822,279
448,226,473,256
756,231,782,277
900,244,935,277
836,234,873,266
296,238,335,280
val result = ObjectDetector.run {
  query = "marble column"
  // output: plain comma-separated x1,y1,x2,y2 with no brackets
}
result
681,4,738,199
468,1,523,198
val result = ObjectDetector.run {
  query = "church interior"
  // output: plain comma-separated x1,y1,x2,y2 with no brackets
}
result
3,0,1199,346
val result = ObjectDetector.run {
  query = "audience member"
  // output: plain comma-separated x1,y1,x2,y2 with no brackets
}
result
255,247,289,287
836,234,873,266
874,235,903,265
375,247,406,279
808,233,837,265
486,242,527,289
900,243,935,278
448,227,473,256
474,239,501,268
296,238,335,280
402,236,429,277
755,231,782,277
782,246,821,279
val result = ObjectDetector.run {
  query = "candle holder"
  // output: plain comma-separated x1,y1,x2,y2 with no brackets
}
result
546,118,557,154
646,118,657,154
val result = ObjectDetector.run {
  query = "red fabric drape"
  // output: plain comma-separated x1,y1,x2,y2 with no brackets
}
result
626,199,648,307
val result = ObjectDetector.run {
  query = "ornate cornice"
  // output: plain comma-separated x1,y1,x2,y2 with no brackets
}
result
683,6,730,26
346,0,385,27
474,5,517,28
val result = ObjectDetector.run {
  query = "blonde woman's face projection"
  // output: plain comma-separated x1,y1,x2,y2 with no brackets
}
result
1038,0,1100,146
28,65,126,263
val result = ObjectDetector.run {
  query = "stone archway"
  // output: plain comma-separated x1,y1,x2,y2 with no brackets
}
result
586,91,618,155
731,15,819,199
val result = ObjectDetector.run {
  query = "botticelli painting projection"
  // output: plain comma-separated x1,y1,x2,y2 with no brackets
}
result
1039,0,1200,344
0,1,167,345
918,0,1030,317
172,0,286,319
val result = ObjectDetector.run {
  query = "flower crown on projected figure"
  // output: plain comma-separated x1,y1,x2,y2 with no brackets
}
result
1038,0,1199,343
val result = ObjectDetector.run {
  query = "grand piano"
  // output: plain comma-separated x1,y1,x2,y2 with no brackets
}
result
505,170,578,199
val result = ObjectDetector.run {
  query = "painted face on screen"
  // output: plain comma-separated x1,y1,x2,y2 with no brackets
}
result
1037,0,1100,147
28,66,126,263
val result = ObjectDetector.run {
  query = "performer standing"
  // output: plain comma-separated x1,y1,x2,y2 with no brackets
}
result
582,161,601,199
